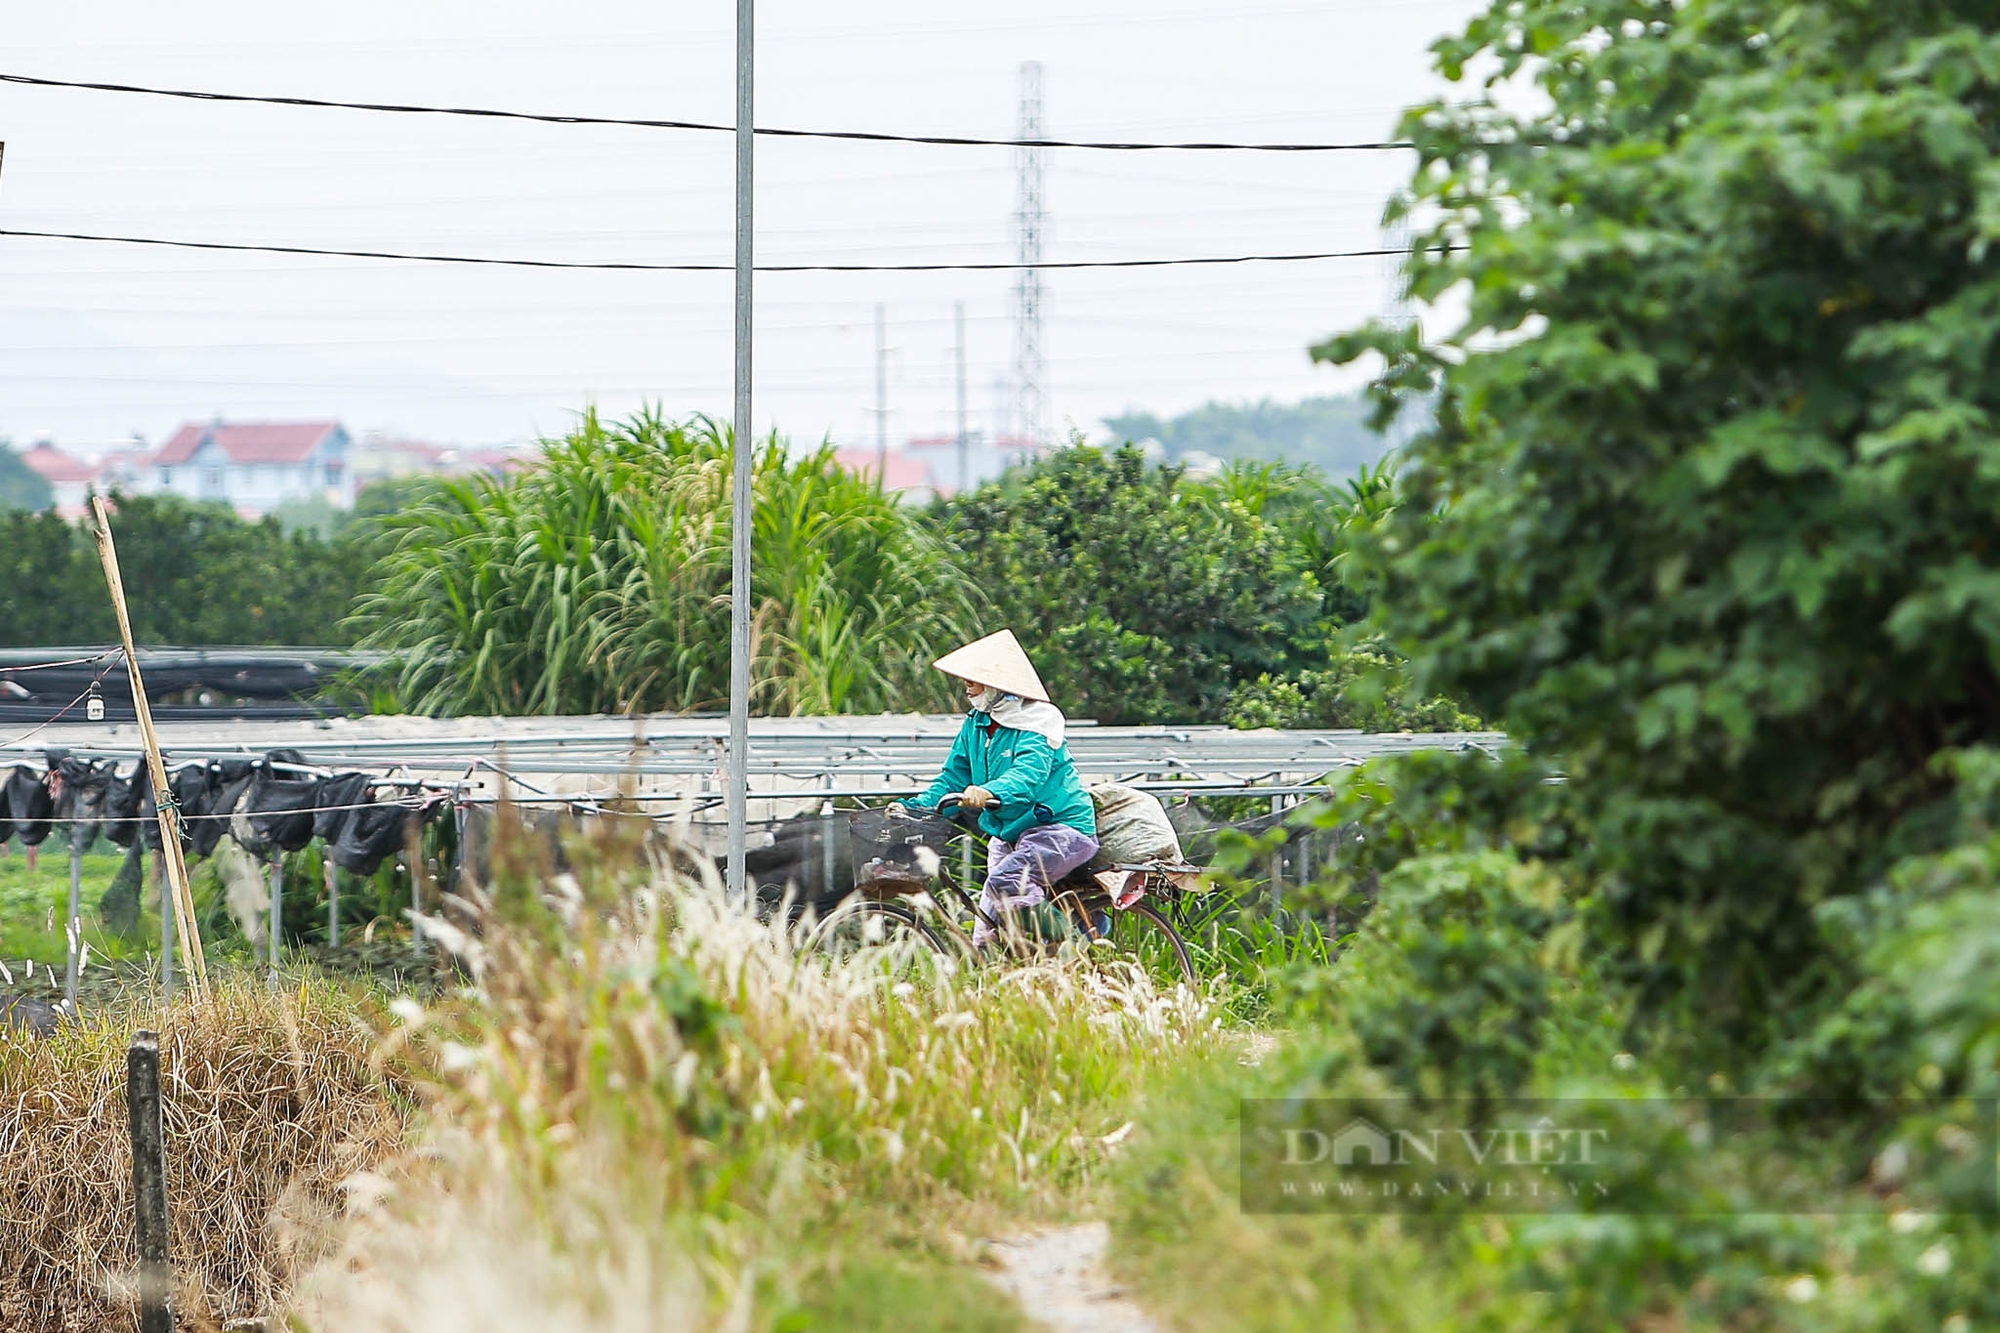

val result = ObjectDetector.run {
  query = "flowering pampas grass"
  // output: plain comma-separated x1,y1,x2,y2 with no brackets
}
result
296,832,1214,1330
0,812,1217,1331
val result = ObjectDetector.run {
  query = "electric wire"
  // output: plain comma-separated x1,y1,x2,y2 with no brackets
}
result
0,659,122,750
0,227,1430,271
0,650,124,675
0,71,1413,152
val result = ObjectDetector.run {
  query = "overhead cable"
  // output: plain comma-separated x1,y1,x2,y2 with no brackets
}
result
0,71,1412,152
0,227,1428,272
0,650,123,675
0,659,121,749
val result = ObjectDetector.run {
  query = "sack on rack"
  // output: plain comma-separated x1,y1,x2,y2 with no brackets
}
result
1087,784,1183,866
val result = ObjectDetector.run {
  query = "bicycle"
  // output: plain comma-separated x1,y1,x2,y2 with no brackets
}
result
806,804,1198,984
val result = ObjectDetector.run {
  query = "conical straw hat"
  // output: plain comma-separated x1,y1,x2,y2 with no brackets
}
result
933,629,1049,702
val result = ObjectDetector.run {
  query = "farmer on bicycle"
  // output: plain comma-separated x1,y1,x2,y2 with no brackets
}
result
904,629,1099,946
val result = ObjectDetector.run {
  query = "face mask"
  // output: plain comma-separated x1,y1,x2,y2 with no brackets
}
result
969,686,1001,711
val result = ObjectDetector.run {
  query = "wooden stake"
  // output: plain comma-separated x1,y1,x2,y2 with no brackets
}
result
268,855,282,989
63,839,82,1009
325,854,339,949
127,1030,175,1333
89,496,210,999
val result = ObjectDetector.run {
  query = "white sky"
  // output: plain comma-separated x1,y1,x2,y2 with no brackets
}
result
0,0,1483,453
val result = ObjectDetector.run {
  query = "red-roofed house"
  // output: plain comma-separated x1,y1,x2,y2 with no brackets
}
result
152,419,355,515
18,441,98,518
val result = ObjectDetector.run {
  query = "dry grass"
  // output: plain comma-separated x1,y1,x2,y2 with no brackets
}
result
0,981,406,1332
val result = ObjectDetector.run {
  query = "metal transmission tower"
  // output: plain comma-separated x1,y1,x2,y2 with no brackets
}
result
1379,217,1422,450
1380,218,1416,330
1011,61,1048,449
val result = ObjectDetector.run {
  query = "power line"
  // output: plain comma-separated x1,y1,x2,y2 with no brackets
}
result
0,71,1412,152
0,227,1422,272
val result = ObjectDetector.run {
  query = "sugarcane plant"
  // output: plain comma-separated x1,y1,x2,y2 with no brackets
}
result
354,409,978,717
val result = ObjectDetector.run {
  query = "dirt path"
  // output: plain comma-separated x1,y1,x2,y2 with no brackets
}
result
981,1222,1162,1333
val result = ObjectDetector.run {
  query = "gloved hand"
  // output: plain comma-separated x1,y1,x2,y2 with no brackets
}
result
886,800,911,817
956,784,997,811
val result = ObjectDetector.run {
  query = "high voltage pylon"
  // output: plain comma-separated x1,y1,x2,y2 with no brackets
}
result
1011,61,1048,449
1380,216,1422,451
1380,217,1415,332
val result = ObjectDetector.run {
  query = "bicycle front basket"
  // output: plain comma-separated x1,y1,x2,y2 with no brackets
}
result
848,808,959,890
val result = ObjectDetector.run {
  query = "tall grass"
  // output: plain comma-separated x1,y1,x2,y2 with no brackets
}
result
294,823,1214,1331
355,409,979,716
0,816,1231,1330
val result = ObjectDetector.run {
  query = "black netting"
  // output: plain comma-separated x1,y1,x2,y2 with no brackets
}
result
104,762,156,850
313,771,372,843
6,764,53,846
229,751,317,857
331,797,420,877
243,778,322,854
51,753,118,852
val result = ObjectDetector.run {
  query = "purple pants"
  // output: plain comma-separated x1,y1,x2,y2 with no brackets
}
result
974,823,1100,946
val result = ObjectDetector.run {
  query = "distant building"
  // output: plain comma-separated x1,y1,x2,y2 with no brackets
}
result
18,441,97,519
350,431,535,486
91,444,157,497
351,434,451,482
151,419,355,515
833,448,944,505
840,434,1049,503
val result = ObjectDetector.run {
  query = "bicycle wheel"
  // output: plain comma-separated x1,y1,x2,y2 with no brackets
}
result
1054,892,1195,985
806,897,949,972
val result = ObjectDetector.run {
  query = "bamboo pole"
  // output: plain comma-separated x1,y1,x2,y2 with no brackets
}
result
89,496,210,998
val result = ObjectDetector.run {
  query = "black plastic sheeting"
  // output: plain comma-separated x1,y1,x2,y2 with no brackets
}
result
50,755,118,852
675,796,1350,916
3,765,54,846
0,748,443,873
0,646,391,721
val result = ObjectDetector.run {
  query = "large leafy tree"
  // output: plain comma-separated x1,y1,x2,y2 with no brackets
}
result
941,445,1323,725
0,494,363,647
1328,0,2000,1038
0,444,54,512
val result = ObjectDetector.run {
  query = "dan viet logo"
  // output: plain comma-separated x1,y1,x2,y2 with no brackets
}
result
1284,1115,1611,1169
1240,1099,1628,1215
1239,1097,2000,1216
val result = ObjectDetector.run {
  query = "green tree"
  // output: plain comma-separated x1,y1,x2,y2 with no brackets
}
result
0,444,54,513
355,409,975,716
0,495,364,648
0,509,92,642
1324,0,2000,1049
940,444,1323,724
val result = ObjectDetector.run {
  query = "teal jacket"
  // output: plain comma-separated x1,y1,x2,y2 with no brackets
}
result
916,708,1097,844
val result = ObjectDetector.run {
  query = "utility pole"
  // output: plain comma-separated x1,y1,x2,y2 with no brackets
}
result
955,300,969,495
726,0,755,901
1012,61,1048,449
874,302,888,481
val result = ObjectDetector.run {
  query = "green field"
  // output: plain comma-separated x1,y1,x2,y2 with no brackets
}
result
0,841,149,980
